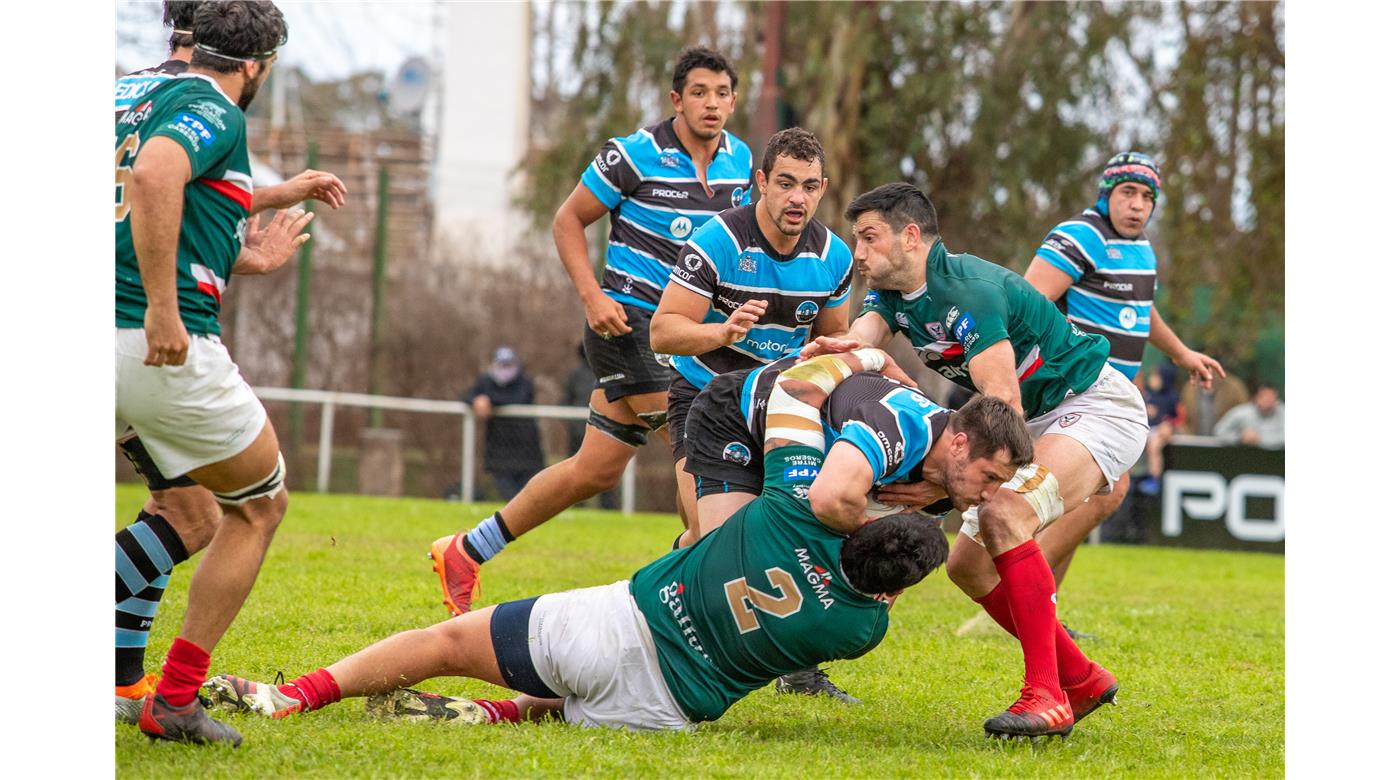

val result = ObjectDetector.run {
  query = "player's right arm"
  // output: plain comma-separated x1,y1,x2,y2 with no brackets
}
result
552,184,630,337
128,136,192,366
806,442,877,534
1022,258,1075,302
966,339,1023,415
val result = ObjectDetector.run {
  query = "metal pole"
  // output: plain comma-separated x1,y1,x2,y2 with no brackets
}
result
289,141,319,469
317,401,335,493
622,458,636,515
368,164,390,428
460,412,476,504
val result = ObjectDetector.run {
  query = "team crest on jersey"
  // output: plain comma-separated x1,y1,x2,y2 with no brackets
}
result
925,321,947,340
795,301,819,324
945,306,961,329
1058,413,1082,428
670,216,693,238
1106,247,1123,259
659,148,682,168
1119,307,1138,329
731,187,745,208
722,442,753,466
738,253,757,273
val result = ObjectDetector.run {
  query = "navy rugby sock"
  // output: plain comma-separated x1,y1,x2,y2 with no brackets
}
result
462,512,515,565
115,511,189,686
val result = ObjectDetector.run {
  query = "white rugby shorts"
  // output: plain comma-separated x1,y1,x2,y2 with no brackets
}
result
526,580,692,731
961,364,1148,542
115,328,267,479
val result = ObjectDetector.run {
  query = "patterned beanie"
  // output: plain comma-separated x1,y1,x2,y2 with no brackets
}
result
1094,151,1161,218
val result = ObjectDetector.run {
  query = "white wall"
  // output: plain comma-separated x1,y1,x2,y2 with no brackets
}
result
433,2,532,262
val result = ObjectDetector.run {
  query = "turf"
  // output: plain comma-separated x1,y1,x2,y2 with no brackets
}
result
115,484,1283,778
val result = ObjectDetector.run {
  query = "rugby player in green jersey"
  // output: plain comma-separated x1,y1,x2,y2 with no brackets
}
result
114,1,311,746
805,183,1148,738
202,354,1033,732
113,1,348,728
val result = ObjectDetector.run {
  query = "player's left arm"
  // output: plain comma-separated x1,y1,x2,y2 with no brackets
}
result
231,208,315,275
249,168,348,212
1023,258,1075,302
811,298,850,340
966,340,1023,415
1148,306,1226,389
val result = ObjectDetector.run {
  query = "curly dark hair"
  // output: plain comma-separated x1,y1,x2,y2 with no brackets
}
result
671,46,738,94
190,1,288,74
162,1,198,52
840,511,948,595
844,182,940,240
760,127,825,177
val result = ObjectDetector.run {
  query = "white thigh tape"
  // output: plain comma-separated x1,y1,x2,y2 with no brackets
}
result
213,453,287,506
1008,463,1064,533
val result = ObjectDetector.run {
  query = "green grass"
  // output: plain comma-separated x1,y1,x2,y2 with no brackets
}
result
115,485,1283,778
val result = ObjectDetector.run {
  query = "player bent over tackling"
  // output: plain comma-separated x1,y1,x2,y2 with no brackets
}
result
202,355,1033,731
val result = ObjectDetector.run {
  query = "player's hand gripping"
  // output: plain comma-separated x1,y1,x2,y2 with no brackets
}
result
234,209,315,275
716,299,767,346
1174,348,1226,390
143,304,189,367
800,334,865,360
585,292,633,339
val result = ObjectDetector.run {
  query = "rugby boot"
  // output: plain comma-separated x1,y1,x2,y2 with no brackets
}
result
430,533,482,616
774,667,859,704
202,674,304,718
1064,661,1118,723
139,691,243,746
366,688,489,724
984,685,1074,739
116,673,158,725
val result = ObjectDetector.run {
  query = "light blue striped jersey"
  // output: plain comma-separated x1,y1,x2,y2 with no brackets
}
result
580,118,754,312
115,59,188,121
1035,209,1158,379
735,358,948,486
668,205,854,389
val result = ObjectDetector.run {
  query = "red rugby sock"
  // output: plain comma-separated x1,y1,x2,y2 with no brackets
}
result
976,581,1092,687
475,699,521,724
992,540,1065,701
155,637,210,707
278,668,342,713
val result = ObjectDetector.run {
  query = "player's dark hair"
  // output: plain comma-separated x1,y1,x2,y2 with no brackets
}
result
841,512,948,595
163,1,198,52
948,396,1034,467
845,182,939,239
189,1,288,74
671,46,738,94
760,127,825,177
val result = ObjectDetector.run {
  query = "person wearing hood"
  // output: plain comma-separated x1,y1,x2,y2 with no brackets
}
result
465,347,545,501
1020,152,1225,601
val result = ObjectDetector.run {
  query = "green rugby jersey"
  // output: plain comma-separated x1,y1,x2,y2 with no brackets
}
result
115,74,252,336
631,446,890,722
862,240,1109,419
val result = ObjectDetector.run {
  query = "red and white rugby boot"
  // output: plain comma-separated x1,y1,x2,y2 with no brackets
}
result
430,533,482,616
983,685,1075,739
202,674,304,718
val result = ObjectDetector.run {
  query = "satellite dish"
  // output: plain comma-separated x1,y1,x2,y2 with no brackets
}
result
387,56,431,116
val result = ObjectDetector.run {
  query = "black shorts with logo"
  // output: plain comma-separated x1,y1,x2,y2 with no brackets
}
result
582,303,674,404
667,373,705,462
681,371,764,495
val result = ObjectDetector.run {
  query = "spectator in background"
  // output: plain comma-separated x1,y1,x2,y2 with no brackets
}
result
562,344,618,509
1213,380,1285,448
467,347,545,501
1138,363,1184,495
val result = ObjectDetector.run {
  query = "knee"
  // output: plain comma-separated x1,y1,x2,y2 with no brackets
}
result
573,453,627,493
226,489,288,535
978,495,1035,552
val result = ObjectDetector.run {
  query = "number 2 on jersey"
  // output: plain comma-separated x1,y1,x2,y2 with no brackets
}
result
115,133,140,222
724,568,803,634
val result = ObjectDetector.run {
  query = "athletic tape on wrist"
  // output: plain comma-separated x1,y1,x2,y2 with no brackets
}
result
851,348,886,374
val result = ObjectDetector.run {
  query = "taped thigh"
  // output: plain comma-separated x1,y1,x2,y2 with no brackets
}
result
587,408,650,448
212,454,286,506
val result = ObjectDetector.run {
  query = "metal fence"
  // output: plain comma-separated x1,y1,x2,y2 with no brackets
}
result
252,386,637,513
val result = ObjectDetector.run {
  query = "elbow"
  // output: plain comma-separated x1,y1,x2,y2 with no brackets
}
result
809,487,861,533
649,315,677,353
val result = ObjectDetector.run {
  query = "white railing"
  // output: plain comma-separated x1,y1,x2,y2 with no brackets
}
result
251,386,637,513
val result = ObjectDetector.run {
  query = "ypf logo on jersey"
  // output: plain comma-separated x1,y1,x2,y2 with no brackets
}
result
722,442,753,466
670,216,693,239
731,187,745,208
953,313,977,343
172,112,216,150
863,290,880,306
795,301,819,324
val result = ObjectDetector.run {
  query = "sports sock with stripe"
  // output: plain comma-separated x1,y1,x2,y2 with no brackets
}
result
462,512,515,565
115,511,189,686
992,539,1066,702
278,668,342,713
474,699,520,724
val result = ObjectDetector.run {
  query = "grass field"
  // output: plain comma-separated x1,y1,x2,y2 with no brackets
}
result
115,484,1283,778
